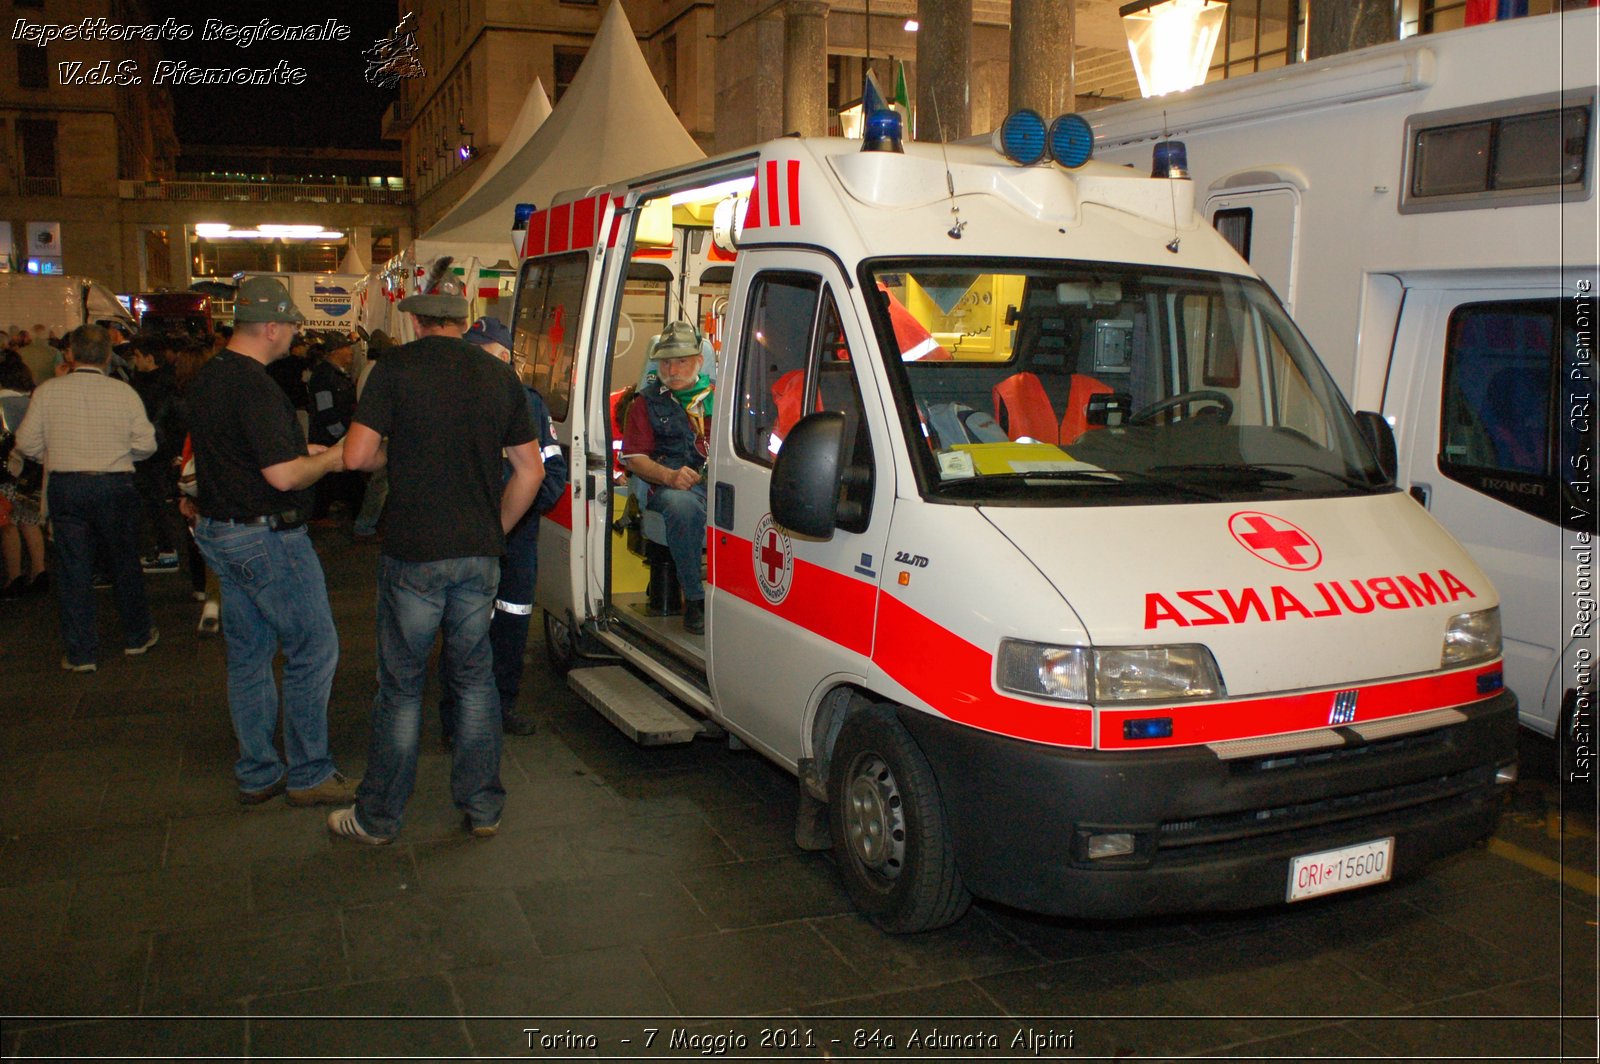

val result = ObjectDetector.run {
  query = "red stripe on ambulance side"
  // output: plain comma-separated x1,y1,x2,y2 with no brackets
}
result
709,532,874,656
786,159,801,225
745,172,763,229
525,209,547,257
571,196,597,250
872,593,1096,748
766,160,780,228
1097,664,1503,750
548,203,571,253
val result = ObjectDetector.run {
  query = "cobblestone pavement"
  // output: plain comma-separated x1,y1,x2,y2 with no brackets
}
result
1,528,1595,1060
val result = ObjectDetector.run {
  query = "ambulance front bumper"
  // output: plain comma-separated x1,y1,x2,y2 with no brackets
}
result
898,690,1518,919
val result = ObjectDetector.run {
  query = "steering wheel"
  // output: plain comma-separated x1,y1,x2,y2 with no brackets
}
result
1129,389,1234,426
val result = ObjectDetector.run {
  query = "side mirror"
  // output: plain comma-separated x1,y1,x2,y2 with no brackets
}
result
1355,410,1398,482
771,411,845,539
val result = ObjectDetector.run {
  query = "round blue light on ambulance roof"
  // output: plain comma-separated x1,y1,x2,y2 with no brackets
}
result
512,203,535,228
1048,114,1094,169
994,109,1048,166
863,109,905,153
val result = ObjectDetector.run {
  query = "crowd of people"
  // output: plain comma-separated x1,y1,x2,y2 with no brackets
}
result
2,263,569,843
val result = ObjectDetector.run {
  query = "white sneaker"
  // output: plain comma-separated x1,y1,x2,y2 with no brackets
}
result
198,600,220,636
327,806,390,846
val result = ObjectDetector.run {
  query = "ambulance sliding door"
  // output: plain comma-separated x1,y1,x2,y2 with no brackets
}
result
707,254,894,765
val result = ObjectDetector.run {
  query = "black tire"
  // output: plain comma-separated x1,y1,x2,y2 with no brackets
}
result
542,608,578,678
828,706,971,933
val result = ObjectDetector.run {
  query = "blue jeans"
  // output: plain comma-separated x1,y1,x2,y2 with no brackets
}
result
644,480,707,602
48,472,153,665
439,512,537,729
357,554,503,837
194,518,340,792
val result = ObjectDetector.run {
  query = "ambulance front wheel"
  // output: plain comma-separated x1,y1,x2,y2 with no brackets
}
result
543,609,578,677
829,707,972,933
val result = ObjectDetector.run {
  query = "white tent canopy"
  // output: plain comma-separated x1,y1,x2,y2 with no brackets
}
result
412,79,554,269
417,0,704,267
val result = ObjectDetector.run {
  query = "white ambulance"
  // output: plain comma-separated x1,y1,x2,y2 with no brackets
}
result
512,116,1518,931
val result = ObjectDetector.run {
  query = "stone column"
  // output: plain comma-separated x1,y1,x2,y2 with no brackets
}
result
1306,0,1397,60
1009,0,1074,116
783,1,830,137
167,226,190,288
916,0,972,141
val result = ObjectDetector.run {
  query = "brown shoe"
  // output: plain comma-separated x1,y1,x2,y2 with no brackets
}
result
238,776,287,805
287,771,360,807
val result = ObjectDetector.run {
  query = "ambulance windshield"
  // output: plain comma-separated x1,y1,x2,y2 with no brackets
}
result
866,260,1391,503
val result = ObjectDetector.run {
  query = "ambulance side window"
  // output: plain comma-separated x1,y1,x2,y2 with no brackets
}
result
813,290,873,534
735,272,820,466
1438,299,1569,526
512,251,588,422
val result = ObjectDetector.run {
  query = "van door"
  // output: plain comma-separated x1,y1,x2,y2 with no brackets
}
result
707,253,893,764
515,247,604,654
1206,187,1300,311
1388,280,1582,735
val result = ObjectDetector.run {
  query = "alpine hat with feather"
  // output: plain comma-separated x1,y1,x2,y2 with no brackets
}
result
397,257,470,318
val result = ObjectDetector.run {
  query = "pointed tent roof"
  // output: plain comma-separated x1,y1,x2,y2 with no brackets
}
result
453,78,553,209
418,0,703,264
336,243,369,276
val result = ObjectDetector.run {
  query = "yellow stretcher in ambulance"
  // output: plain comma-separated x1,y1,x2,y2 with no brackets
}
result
513,110,1518,931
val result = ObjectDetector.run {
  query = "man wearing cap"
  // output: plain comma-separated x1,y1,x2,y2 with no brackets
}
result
437,316,568,740
620,321,714,634
307,331,362,525
186,276,360,808
329,265,544,845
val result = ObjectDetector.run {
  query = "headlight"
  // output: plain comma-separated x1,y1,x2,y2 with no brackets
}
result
1442,606,1501,667
997,640,1224,704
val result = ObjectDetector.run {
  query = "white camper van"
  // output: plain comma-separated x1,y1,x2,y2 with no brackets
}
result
1090,9,1597,766
513,122,1518,930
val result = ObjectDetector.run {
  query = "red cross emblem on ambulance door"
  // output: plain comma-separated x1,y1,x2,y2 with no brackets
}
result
752,514,794,604
1227,511,1323,571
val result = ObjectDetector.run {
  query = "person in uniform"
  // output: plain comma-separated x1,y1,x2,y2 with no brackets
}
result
185,277,360,808
437,316,567,740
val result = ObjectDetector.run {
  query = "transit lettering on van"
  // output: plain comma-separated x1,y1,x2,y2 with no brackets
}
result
514,104,1519,931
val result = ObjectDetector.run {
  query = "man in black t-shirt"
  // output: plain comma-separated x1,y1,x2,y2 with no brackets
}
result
187,276,360,809
327,261,544,845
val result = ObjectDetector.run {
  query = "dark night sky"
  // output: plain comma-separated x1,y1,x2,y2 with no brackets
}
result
142,3,400,151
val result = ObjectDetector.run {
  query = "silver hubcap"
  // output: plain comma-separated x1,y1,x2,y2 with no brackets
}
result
844,753,905,880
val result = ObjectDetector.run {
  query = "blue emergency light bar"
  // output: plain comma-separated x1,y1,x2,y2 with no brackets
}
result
863,109,905,153
995,109,1048,166
995,110,1096,169
1048,114,1094,169
1152,140,1190,180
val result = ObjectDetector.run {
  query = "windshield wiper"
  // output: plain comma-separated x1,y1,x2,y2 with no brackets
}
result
1150,462,1379,491
943,468,1221,500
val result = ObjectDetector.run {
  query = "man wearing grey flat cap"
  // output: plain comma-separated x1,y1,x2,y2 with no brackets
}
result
330,260,544,845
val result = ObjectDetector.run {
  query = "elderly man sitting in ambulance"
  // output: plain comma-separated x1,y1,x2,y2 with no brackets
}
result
620,322,713,635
